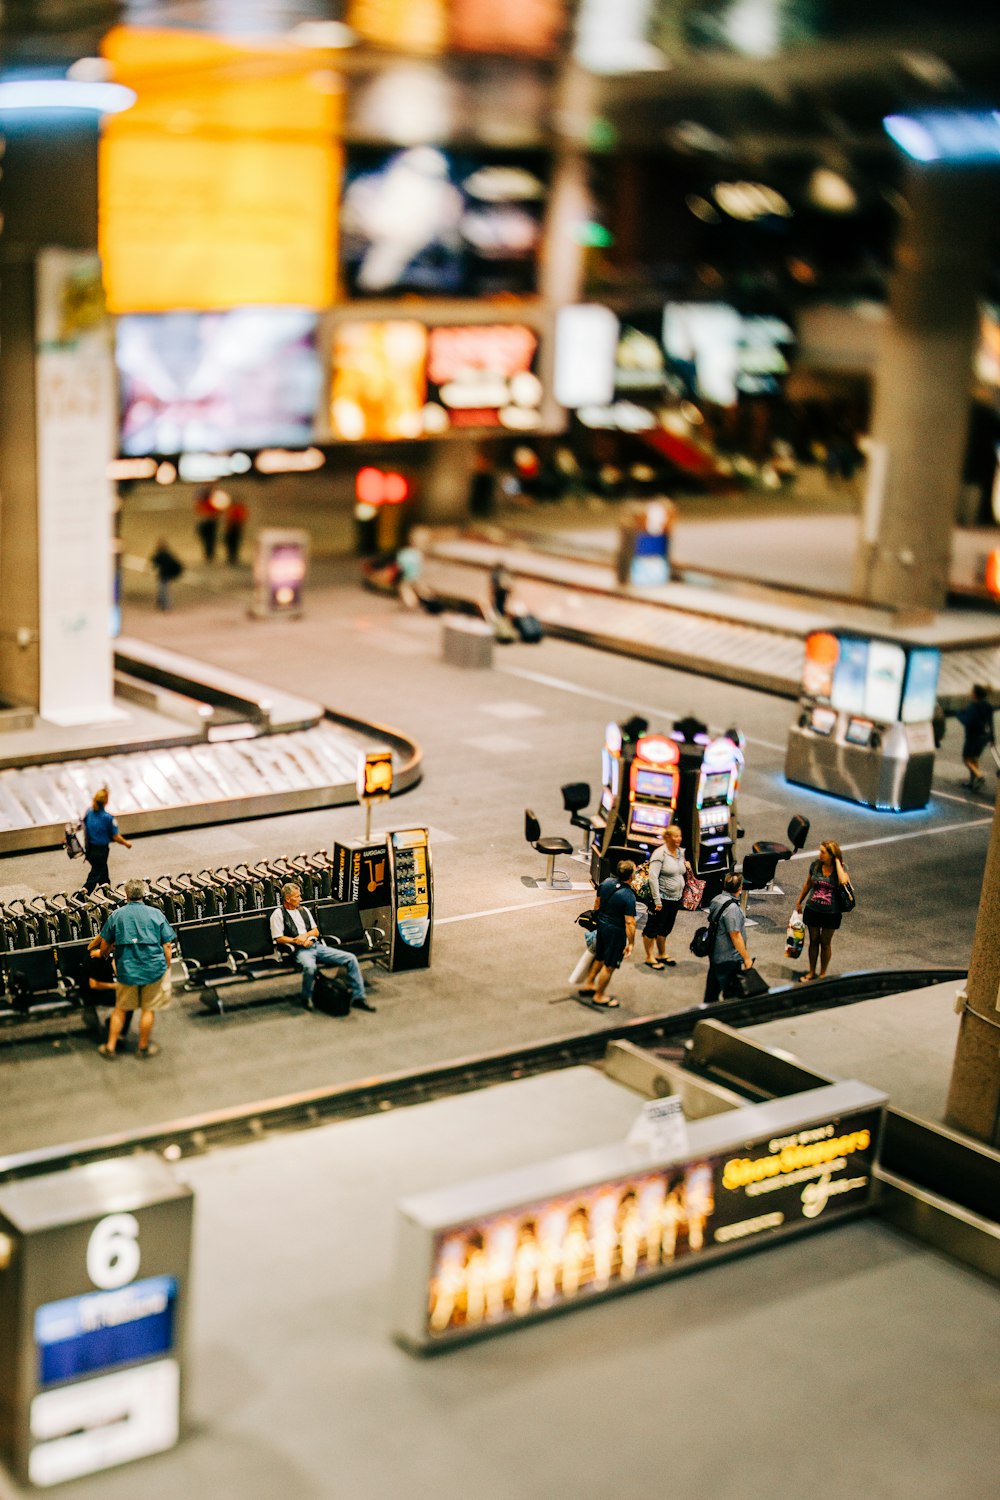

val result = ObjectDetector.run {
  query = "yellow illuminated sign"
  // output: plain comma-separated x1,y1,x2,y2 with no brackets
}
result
99,27,341,313
348,0,447,53
358,749,393,801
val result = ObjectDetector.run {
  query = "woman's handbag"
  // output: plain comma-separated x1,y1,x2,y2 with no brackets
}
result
681,874,706,911
724,964,769,1000
785,910,805,959
634,863,656,907
837,880,857,914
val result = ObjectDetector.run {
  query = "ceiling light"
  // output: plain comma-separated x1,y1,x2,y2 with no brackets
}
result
884,110,1000,163
807,168,857,214
289,20,358,49
0,79,136,114
713,181,791,220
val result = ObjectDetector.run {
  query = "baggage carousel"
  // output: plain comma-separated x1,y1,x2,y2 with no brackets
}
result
0,638,421,853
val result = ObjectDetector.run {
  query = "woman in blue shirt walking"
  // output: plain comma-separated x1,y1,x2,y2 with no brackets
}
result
83,787,132,893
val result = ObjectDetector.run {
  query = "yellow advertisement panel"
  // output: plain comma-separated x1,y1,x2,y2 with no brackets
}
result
100,27,341,313
348,0,447,53
329,322,428,441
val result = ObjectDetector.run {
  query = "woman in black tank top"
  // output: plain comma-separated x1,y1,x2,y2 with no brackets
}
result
795,838,850,983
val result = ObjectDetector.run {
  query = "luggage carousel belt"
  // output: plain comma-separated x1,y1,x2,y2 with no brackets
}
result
0,720,418,852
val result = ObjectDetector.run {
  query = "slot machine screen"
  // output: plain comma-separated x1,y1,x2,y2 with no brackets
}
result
633,769,674,800
611,760,620,796
630,804,671,834
700,771,731,803
845,717,874,747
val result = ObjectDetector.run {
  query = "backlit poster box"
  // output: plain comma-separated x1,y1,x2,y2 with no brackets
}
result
394,1081,885,1350
426,324,541,430
555,306,619,410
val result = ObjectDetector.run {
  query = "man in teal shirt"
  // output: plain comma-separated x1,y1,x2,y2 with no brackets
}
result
98,879,176,1059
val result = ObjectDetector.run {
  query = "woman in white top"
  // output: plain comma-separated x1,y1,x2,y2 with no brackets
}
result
642,823,693,969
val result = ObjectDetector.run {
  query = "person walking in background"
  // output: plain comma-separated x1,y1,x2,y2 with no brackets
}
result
83,787,131,894
194,485,220,561
97,879,175,1059
795,839,851,983
223,497,249,565
642,823,693,970
703,873,753,1005
150,538,183,610
956,684,995,792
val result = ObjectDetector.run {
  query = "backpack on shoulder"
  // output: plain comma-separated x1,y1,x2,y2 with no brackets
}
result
690,896,736,959
64,817,86,860
312,968,352,1017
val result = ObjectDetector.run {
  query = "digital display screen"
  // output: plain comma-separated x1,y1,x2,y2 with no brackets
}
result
845,718,874,747
901,648,941,724
35,1276,177,1388
864,640,906,723
610,760,620,796
663,303,792,405
117,309,319,456
700,771,731,803
831,637,868,715
601,748,611,789
329,321,428,442
426,324,541,431
811,706,837,737
630,804,671,831
340,148,546,298
424,1108,880,1340
633,769,675,800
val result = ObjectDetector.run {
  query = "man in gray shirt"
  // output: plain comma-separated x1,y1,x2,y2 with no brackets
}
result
703,872,753,1005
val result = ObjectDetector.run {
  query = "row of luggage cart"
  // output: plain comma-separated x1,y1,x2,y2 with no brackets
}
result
0,852,383,1025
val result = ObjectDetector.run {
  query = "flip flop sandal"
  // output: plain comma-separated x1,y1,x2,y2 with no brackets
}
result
137,1042,161,1059
644,960,665,970
97,1044,117,1060
662,958,677,967
589,995,620,1009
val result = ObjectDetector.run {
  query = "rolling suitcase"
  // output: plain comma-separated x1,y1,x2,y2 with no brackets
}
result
312,968,352,1017
513,613,544,644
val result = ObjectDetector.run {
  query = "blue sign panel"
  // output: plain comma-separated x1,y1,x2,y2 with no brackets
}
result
35,1276,177,1388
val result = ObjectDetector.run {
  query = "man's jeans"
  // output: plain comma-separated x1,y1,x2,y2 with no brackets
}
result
703,958,742,1006
295,943,364,1004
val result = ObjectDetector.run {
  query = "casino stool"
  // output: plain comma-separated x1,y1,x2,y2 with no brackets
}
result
525,810,574,889
739,849,789,912
561,781,598,856
751,814,810,870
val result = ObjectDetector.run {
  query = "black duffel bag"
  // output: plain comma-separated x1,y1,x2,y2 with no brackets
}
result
724,964,769,1000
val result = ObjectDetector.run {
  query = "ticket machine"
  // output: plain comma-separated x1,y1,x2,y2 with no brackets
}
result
785,630,940,811
590,723,680,883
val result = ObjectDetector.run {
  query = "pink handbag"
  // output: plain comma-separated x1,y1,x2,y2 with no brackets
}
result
681,874,706,911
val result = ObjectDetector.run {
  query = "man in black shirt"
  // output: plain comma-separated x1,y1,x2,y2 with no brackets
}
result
578,860,637,1009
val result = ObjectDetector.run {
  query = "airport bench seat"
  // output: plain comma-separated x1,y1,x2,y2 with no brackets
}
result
2,946,71,1016
312,900,386,962
177,919,241,993
224,912,288,980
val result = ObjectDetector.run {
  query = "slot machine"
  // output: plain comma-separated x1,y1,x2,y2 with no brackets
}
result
785,631,939,811
590,725,679,883
690,736,743,879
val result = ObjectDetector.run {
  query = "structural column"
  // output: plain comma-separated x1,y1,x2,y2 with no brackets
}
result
853,168,993,612
946,788,1000,1145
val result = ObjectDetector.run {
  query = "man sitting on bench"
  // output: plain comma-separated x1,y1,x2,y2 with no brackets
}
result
270,882,375,1013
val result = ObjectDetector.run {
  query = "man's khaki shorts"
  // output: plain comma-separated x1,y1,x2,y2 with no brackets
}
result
115,974,172,1012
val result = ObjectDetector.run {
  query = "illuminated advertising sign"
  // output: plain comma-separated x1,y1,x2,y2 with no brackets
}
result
252,529,308,617
329,322,428,442
100,27,340,313
900,648,941,725
830,636,868,716
426,324,541,431
36,1277,177,1388
450,0,566,56
395,1083,884,1349
358,748,394,802
340,148,545,298
802,630,839,701
348,0,447,53
864,640,906,724
117,309,320,456
555,306,619,410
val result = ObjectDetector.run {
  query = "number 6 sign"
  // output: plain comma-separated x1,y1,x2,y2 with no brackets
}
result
86,1213,141,1290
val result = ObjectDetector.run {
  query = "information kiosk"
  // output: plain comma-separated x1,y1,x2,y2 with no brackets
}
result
785,631,940,811
590,722,681,884
386,828,433,972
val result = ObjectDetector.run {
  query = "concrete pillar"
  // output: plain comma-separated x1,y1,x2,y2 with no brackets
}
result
945,788,1000,1145
853,168,993,612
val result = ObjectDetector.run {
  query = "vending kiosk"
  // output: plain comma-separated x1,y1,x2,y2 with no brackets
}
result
590,723,680,883
386,828,433,972
785,630,940,811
